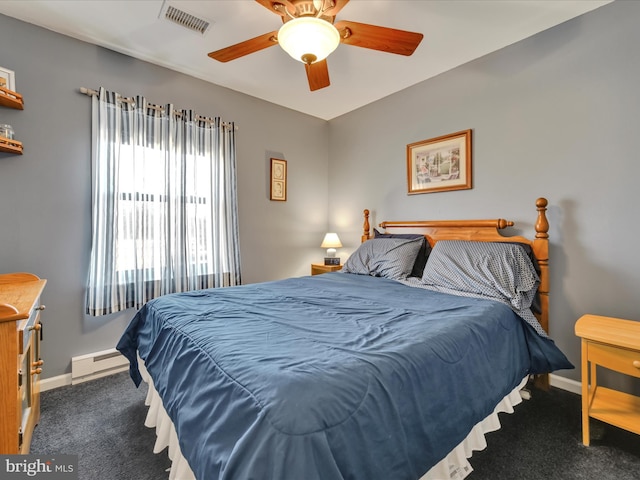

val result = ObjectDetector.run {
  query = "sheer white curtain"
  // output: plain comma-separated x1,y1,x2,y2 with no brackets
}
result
86,87,241,316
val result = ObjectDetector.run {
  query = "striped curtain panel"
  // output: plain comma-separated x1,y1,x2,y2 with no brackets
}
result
86,87,241,316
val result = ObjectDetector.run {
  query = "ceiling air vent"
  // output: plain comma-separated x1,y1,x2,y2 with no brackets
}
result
159,2,212,35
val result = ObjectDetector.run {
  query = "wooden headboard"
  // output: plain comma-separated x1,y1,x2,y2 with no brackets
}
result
362,198,550,387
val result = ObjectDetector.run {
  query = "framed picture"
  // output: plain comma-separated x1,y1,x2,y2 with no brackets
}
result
407,129,472,195
270,158,287,201
0,66,15,91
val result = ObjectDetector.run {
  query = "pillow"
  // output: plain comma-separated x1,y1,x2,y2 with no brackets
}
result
342,237,424,280
507,242,541,314
373,229,431,278
421,240,539,311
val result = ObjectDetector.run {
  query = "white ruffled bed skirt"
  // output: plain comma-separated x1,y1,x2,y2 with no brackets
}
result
138,363,526,480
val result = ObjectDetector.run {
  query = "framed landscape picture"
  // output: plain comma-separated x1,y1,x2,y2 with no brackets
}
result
270,158,287,201
0,66,15,91
407,129,472,195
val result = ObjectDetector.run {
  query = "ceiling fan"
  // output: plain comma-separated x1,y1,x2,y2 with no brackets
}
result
208,0,424,91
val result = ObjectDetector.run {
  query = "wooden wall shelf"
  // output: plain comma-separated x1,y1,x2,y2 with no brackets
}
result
0,86,24,110
0,137,23,155
0,85,24,155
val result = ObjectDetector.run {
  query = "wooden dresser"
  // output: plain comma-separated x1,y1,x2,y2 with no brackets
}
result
0,272,47,454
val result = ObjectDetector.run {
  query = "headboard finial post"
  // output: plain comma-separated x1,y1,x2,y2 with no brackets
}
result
535,197,549,239
362,209,371,242
497,219,514,229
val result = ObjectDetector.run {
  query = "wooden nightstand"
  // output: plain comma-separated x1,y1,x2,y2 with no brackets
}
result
311,263,342,275
575,314,640,446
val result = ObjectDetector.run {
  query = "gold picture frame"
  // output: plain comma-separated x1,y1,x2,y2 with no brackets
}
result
270,158,287,201
407,129,472,195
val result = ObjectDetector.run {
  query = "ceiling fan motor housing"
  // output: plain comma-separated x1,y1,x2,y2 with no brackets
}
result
277,0,335,21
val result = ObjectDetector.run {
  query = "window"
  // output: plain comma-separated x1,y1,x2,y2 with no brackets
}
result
86,88,241,316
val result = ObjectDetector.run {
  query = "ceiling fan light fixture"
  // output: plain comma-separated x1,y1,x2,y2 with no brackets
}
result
278,17,340,64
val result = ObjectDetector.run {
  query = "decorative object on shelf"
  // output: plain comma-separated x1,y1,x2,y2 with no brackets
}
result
0,66,15,91
407,129,472,195
0,123,22,155
0,124,14,139
321,232,342,265
270,158,287,201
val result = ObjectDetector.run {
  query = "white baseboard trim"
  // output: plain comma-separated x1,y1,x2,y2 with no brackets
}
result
40,365,131,392
71,348,129,385
549,373,581,395
72,365,129,385
40,373,72,392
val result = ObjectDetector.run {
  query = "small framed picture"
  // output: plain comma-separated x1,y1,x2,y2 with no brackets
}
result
0,66,16,91
407,129,472,195
270,158,287,201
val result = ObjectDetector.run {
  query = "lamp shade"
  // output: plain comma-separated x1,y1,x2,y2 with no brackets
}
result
278,17,340,64
321,233,342,249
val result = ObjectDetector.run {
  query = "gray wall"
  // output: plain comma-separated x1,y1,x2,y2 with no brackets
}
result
328,0,640,389
0,14,329,378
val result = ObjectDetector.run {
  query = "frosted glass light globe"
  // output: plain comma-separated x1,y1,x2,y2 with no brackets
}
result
278,17,340,64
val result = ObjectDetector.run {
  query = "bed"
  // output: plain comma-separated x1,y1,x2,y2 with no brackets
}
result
117,197,572,480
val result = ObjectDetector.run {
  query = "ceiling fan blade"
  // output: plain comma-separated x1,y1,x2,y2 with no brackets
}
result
208,31,279,62
305,60,330,91
320,0,350,17
255,0,295,17
334,20,423,56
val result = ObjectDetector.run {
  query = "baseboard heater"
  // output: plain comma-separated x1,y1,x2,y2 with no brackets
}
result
71,348,129,385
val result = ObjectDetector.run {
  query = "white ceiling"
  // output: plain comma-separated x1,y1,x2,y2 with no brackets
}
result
0,0,612,120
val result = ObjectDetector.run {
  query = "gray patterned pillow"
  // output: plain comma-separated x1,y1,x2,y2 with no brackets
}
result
373,229,431,277
342,237,424,280
422,240,539,311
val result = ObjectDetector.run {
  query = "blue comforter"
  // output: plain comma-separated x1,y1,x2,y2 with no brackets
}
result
117,273,572,480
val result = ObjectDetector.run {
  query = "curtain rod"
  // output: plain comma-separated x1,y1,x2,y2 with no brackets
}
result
78,87,238,129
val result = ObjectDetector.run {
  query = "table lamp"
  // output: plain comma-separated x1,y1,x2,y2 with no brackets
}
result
321,233,342,265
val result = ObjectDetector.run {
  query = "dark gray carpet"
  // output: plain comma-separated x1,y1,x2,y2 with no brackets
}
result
31,372,640,479
470,385,640,479
31,372,170,480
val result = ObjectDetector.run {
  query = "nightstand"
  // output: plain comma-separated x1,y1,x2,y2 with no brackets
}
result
311,263,342,275
575,314,640,446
